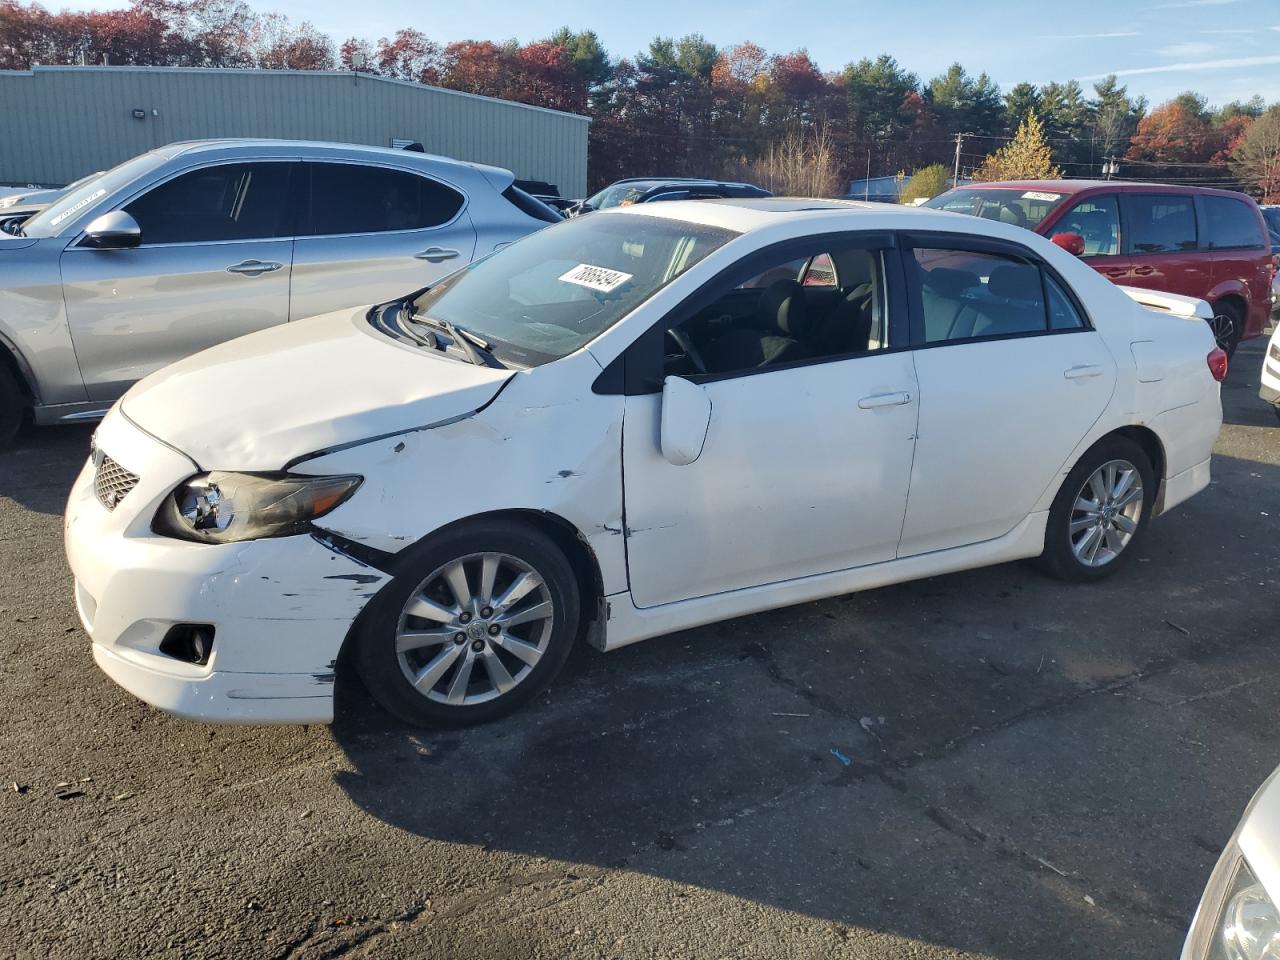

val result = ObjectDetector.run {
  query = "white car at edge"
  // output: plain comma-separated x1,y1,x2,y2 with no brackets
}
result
64,198,1226,727
1261,322,1280,421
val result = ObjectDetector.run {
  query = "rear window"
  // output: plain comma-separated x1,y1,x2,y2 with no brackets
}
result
1122,195,1197,254
304,163,463,236
1202,196,1265,250
502,185,562,223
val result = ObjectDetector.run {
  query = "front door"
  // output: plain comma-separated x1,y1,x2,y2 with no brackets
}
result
621,237,919,608
288,161,478,321
60,161,296,401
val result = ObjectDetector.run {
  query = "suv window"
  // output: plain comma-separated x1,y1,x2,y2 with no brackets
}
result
305,163,464,236
1122,194,1197,254
665,244,890,378
912,248,1050,343
124,162,293,245
1051,196,1120,257
1202,196,1265,250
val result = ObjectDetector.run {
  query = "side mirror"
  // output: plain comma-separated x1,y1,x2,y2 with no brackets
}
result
660,375,711,466
82,210,141,249
1050,232,1085,257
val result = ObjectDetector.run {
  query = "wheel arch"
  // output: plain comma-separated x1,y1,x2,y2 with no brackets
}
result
1048,423,1167,521
0,331,37,403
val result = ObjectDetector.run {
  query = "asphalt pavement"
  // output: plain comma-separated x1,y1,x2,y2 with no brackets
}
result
1,337,1277,959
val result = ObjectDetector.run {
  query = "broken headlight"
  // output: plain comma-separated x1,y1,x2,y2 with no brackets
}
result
153,472,362,544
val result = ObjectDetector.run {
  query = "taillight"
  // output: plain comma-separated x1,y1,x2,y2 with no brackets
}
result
1207,347,1229,382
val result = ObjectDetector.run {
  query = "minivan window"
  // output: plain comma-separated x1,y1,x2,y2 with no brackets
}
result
1123,195,1197,254
1051,196,1120,257
125,163,293,244
923,188,1067,231
20,151,166,238
407,213,737,366
1202,196,1265,250
305,163,464,236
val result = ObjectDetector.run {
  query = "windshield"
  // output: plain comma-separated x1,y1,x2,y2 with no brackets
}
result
21,152,166,238
924,187,1069,231
584,181,669,210
408,212,738,366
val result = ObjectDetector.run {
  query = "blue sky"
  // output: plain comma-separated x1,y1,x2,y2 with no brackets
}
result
103,0,1280,106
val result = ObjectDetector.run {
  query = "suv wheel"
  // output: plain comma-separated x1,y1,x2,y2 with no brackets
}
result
1209,301,1243,358
353,520,580,727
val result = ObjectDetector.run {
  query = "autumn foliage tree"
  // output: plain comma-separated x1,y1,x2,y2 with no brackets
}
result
1231,105,1280,202
973,112,1062,181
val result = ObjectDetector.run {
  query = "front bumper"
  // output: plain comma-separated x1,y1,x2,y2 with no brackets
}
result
65,409,390,724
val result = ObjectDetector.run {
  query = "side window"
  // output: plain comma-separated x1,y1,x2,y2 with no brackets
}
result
304,163,464,236
1122,194,1197,254
1202,196,1266,250
124,163,292,245
664,244,890,378
1051,196,1120,257
1047,275,1086,330
912,248,1046,343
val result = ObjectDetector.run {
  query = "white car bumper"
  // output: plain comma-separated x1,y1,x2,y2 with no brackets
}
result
1262,327,1280,409
64,408,389,724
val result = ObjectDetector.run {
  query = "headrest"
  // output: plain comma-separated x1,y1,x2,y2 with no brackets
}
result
757,279,815,338
987,264,1042,302
921,267,977,298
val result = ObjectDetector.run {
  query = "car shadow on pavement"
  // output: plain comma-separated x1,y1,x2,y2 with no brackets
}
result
327,450,1280,960
1222,339,1274,428
0,424,92,516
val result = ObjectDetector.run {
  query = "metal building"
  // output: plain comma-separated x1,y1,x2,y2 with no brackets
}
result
0,65,589,197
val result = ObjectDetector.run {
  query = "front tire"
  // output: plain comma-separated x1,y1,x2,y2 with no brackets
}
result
1038,436,1155,582
0,363,24,448
353,519,580,727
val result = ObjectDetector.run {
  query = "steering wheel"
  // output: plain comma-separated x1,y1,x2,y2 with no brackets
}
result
667,327,708,375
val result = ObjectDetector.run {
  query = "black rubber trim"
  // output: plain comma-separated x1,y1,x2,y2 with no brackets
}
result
309,529,399,573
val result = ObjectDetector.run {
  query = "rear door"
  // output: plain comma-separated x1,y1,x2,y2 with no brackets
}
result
1197,193,1271,341
899,236,1117,557
60,160,296,401
1119,192,1210,299
289,161,477,321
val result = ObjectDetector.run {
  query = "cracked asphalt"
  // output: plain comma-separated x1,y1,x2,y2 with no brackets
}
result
1,337,1278,959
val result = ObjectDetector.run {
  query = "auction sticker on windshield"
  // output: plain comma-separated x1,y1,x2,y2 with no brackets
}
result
49,188,107,227
1021,191,1062,202
559,264,633,293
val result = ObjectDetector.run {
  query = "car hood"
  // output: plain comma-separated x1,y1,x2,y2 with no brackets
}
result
121,307,514,471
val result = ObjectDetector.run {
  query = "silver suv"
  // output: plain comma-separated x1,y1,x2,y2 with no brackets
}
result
0,139,558,443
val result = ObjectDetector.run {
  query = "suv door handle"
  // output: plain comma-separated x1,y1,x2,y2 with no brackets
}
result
1132,265,1155,277
226,259,283,277
414,247,460,262
858,391,912,409
1064,365,1104,380
1104,267,1127,278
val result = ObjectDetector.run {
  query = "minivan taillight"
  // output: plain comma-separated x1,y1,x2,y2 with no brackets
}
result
1207,347,1229,382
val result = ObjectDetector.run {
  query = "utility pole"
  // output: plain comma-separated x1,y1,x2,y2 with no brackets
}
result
952,132,966,188
864,149,871,201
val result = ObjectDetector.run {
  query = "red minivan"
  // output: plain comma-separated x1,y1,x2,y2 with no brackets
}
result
925,180,1274,355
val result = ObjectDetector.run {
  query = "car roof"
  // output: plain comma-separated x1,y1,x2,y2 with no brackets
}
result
155,138,515,189
950,179,1258,201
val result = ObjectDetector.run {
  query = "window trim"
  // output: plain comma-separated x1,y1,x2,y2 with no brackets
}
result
69,157,301,250
1119,192,1199,258
297,158,469,240
898,231,1094,350
597,230,904,395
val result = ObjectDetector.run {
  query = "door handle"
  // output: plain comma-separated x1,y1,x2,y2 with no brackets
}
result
1104,268,1127,278
226,259,282,277
414,247,460,263
1132,265,1155,277
857,391,912,409
1064,364,1104,380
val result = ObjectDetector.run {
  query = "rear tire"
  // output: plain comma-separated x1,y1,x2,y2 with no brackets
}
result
1037,436,1155,583
0,363,24,449
1209,301,1243,358
353,519,580,727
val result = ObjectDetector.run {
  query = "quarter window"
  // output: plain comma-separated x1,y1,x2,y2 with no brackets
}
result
304,163,464,236
1123,195,1197,254
1051,196,1120,257
1202,196,1265,250
912,248,1047,343
124,162,293,244
1047,275,1086,330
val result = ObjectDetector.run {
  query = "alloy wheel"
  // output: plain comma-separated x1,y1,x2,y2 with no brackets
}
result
395,552,555,705
1070,459,1144,567
1209,312,1236,352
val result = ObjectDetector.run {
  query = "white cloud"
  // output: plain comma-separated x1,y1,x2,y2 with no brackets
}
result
1048,31,1141,39
1083,54,1280,79
1155,42,1218,57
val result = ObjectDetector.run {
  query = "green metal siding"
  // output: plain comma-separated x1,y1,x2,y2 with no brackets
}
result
0,66,589,197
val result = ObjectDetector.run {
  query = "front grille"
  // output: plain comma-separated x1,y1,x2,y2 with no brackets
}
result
93,454,139,511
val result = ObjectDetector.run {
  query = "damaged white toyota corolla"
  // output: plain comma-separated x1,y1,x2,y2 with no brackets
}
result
65,199,1225,726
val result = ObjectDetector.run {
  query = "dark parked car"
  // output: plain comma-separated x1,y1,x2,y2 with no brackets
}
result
926,180,1274,354
568,178,772,216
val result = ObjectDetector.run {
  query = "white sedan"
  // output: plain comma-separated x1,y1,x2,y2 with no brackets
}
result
64,199,1226,726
